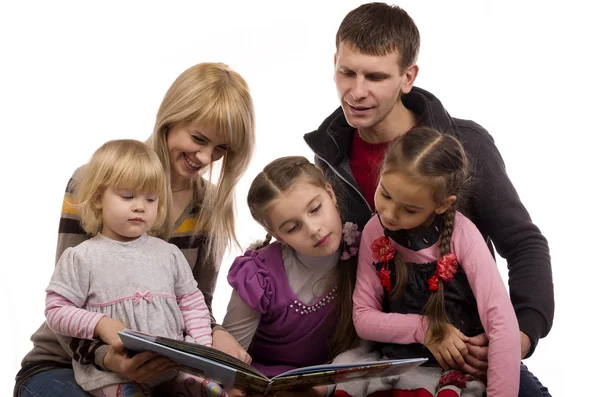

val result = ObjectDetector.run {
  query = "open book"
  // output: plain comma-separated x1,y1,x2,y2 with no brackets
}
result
118,329,427,395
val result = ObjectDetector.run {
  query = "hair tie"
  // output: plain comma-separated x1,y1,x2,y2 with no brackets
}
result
428,253,458,291
371,236,395,292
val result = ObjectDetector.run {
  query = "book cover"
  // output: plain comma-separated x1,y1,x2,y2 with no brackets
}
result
118,329,427,395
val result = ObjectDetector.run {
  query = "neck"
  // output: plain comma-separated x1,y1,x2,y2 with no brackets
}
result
358,102,416,144
171,173,191,193
295,247,340,271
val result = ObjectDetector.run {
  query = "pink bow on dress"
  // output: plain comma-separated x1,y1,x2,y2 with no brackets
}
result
134,291,154,304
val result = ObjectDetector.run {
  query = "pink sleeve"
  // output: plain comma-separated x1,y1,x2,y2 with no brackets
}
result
453,214,520,397
44,291,105,340
178,289,212,346
352,218,428,345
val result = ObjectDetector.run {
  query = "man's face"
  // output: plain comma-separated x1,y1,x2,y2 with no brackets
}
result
334,41,413,131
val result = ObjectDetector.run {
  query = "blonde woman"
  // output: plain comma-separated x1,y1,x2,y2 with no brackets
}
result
15,62,256,397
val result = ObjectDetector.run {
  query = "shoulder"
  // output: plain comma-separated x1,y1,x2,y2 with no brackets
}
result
226,242,283,314
361,215,385,242
451,212,488,257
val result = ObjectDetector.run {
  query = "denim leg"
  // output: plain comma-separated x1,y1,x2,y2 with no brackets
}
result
19,368,92,397
518,363,551,397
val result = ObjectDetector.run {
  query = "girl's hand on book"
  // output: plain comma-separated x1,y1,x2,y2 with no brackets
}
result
213,328,252,364
94,316,126,350
425,323,469,370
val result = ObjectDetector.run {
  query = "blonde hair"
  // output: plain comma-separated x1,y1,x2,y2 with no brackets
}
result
146,62,256,262
75,139,169,238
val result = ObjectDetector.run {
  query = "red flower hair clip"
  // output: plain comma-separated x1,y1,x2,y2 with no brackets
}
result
371,236,396,292
428,253,458,291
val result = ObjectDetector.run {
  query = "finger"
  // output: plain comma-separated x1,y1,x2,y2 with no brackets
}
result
453,328,469,343
433,351,449,370
466,343,489,361
455,339,468,357
467,332,489,347
448,345,466,367
441,349,459,369
465,353,489,372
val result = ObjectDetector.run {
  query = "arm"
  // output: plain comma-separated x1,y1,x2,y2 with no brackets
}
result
456,218,521,397
468,128,553,355
352,223,427,344
222,290,261,350
45,291,105,339
178,290,212,346
192,243,224,329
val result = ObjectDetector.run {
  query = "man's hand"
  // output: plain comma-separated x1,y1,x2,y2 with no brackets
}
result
212,328,252,364
104,344,179,384
463,332,488,378
425,324,469,370
520,331,531,359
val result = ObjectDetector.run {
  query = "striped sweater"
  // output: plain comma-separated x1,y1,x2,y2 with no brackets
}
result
14,169,224,395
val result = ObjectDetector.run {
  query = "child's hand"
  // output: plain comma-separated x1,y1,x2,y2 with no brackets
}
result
94,316,126,350
425,323,469,370
213,329,252,364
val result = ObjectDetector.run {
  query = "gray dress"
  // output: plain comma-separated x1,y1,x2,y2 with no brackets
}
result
47,233,201,391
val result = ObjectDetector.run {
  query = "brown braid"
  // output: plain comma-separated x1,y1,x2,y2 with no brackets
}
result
380,127,469,344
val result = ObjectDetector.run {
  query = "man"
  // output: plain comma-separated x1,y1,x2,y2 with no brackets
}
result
304,3,552,396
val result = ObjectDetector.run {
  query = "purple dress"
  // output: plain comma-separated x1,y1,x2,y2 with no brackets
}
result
227,242,337,377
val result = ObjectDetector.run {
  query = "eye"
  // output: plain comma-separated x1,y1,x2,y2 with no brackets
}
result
120,194,133,200
191,135,208,145
310,204,322,214
404,208,417,214
286,224,299,233
340,70,355,76
146,197,157,203
380,191,391,200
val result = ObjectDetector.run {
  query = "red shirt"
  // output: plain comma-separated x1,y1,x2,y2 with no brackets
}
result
349,130,390,211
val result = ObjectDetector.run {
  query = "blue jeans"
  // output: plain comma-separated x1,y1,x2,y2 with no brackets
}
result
520,363,551,397
19,368,91,397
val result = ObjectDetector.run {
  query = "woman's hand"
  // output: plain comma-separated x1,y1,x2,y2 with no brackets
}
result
212,328,252,364
104,345,180,384
425,324,469,370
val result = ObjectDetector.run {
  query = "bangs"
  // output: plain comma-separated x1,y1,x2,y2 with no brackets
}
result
187,92,252,155
106,153,167,198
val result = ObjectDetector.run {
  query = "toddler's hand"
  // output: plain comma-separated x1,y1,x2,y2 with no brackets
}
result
425,323,469,370
94,316,126,350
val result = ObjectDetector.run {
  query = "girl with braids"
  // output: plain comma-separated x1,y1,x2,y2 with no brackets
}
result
338,128,520,397
222,156,363,397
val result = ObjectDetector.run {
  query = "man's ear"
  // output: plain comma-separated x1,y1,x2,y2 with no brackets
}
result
435,195,456,214
401,64,419,95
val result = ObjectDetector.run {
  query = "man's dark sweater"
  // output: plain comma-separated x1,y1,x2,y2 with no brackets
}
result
303,86,553,355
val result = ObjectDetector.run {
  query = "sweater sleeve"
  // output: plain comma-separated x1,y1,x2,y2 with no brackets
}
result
222,290,261,350
352,217,428,344
454,214,521,397
469,129,553,355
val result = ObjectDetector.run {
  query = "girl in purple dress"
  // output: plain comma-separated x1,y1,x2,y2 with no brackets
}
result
222,156,364,397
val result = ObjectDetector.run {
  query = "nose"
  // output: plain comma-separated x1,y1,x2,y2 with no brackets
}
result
132,197,145,212
193,148,212,167
307,220,322,237
351,77,367,101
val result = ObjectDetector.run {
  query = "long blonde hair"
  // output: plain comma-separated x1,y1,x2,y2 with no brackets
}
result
75,139,169,238
147,62,255,262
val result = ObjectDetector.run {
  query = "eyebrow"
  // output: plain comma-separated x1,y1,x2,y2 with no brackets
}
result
380,183,423,211
277,195,320,230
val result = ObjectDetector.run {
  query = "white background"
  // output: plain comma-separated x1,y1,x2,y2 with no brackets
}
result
1,1,597,396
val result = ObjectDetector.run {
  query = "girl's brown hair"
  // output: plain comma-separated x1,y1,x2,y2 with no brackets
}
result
382,127,469,342
247,156,359,358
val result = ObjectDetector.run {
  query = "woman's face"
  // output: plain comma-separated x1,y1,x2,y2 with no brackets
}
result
166,122,229,183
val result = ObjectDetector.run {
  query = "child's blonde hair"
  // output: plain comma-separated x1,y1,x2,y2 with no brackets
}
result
75,139,169,238
147,62,255,262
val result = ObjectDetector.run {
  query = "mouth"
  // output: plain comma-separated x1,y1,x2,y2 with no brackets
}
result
347,102,374,115
183,153,203,171
381,217,398,229
128,218,145,223
314,234,331,248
